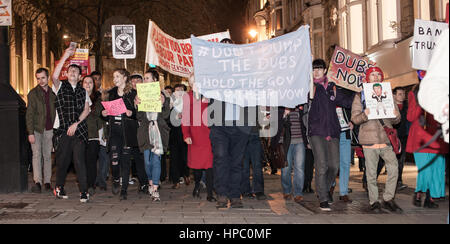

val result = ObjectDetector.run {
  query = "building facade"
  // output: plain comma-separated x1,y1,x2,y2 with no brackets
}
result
8,4,54,102
246,0,449,88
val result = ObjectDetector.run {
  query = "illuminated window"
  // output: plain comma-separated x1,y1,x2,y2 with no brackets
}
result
339,0,400,53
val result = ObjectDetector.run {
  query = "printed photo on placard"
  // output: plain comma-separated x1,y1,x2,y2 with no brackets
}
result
363,82,396,120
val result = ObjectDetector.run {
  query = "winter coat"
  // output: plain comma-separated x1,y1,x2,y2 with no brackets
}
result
26,86,56,134
181,91,213,169
406,91,448,154
136,92,171,153
351,92,401,145
308,81,354,139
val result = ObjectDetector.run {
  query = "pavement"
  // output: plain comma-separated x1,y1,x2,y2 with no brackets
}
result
0,162,448,224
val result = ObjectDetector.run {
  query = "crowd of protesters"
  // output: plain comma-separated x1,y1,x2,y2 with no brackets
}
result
24,38,448,213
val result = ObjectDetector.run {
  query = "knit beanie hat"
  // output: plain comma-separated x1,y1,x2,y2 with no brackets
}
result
365,67,384,82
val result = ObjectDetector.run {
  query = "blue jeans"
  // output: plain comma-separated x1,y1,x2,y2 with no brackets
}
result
339,132,351,196
281,142,305,197
241,133,264,194
144,150,161,186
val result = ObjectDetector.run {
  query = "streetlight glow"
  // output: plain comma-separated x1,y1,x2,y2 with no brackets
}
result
249,29,258,39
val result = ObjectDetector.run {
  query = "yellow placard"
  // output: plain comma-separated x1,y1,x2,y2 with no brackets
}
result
136,82,162,112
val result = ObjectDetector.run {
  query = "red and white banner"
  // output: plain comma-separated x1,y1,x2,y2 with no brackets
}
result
0,0,12,26
145,20,230,78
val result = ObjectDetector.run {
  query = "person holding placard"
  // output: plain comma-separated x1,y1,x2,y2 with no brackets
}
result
135,69,170,202
308,59,354,211
351,67,402,213
101,68,147,200
52,46,91,203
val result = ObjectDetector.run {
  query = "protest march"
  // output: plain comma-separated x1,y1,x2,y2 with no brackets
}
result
1,1,449,226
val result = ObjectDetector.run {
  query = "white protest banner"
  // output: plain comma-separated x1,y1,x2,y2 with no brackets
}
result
191,25,312,108
0,0,12,26
363,82,396,120
145,20,230,78
112,25,137,59
412,19,448,70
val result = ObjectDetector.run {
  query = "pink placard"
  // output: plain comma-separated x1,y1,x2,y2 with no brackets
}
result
101,98,127,116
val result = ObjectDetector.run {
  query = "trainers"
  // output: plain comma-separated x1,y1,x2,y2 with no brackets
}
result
255,192,267,201
148,185,155,196
319,201,331,211
370,202,382,213
31,183,42,193
80,192,89,203
54,186,68,199
138,184,148,195
152,189,160,202
112,180,120,195
382,200,403,213
230,198,243,208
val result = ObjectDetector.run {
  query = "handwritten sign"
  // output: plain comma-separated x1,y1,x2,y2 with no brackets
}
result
363,82,396,120
136,82,162,112
412,19,448,70
328,46,376,92
101,98,127,116
191,25,312,108
145,20,230,78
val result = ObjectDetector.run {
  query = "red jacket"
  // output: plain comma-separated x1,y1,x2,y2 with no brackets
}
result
406,91,448,154
181,91,213,169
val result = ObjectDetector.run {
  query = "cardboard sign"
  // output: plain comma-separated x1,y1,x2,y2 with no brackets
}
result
145,20,230,78
136,82,162,112
191,25,312,108
101,98,128,116
0,0,12,26
112,25,137,59
328,46,376,92
363,82,396,120
412,19,448,70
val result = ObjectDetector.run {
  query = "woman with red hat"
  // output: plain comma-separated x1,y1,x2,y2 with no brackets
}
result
351,66,402,213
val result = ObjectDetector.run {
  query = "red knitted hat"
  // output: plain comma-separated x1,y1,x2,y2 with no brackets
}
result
365,67,384,82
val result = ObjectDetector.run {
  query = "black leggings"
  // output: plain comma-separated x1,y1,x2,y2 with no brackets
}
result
193,168,214,197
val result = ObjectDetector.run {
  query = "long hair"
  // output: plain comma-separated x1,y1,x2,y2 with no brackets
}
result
114,68,133,94
82,75,98,113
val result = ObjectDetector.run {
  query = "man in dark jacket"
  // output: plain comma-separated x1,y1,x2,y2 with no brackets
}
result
26,68,56,193
392,86,410,191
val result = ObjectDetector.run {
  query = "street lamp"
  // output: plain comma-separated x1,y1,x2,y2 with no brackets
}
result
249,29,258,39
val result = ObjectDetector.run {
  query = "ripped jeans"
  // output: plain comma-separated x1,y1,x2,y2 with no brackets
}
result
109,123,133,192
